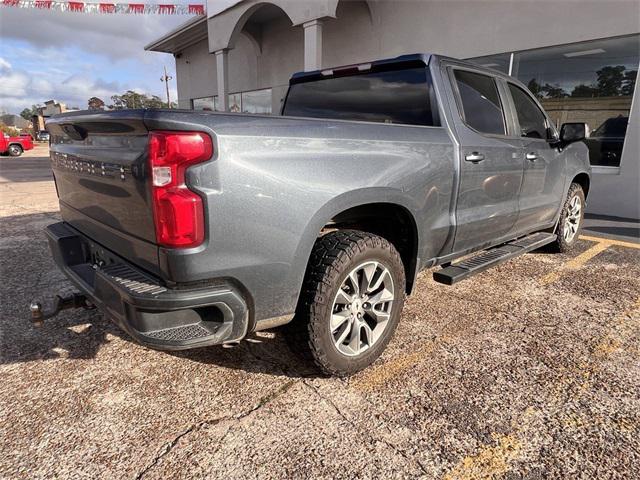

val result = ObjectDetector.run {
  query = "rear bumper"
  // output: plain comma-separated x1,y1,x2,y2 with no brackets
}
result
45,222,249,350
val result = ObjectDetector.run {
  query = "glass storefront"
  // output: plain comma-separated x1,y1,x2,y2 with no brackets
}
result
192,96,217,111
192,88,272,114
242,88,272,114
468,52,511,75
468,35,639,167
228,93,242,113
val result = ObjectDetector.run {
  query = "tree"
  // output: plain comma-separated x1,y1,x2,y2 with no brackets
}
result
527,78,543,99
20,105,40,121
0,122,21,137
108,90,176,110
596,65,626,96
571,84,598,98
88,97,105,110
541,83,567,99
527,79,567,99
622,69,637,96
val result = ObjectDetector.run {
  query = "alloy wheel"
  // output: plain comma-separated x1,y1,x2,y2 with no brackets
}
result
330,261,395,357
564,195,582,242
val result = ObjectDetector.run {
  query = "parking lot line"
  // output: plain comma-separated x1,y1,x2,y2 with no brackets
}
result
443,433,522,480
352,338,441,391
539,240,610,286
580,234,640,250
540,234,639,286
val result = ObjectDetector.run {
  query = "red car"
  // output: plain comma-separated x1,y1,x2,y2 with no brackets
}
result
0,132,34,157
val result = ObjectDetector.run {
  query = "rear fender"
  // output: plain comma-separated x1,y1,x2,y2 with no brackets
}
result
287,187,419,308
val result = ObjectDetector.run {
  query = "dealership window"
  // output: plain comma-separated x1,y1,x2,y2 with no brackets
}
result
192,96,216,111
468,35,639,167
242,88,272,114
192,90,274,114
454,70,506,135
468,53,512,74
228,93,242,113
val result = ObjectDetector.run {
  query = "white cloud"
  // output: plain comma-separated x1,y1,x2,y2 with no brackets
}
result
0,8,189,113
0,69,30,98
0,60,127,111
0,8,184,63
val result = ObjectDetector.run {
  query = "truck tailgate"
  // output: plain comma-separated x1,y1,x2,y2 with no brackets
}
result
46,110,160,274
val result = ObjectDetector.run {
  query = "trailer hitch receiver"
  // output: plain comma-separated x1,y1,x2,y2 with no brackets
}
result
30,293,96,327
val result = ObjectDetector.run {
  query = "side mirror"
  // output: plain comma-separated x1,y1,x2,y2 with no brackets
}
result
560,122,589,144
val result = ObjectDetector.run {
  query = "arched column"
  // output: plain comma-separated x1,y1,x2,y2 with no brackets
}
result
205,0,343,108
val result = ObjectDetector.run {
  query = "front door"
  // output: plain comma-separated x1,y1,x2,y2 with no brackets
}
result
448,67,524,253
506,83,567,232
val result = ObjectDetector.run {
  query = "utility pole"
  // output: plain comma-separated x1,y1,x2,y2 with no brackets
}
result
160,66,173,108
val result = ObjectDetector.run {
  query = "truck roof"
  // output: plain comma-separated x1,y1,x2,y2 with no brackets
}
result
290,53,433,84
289,53,515,85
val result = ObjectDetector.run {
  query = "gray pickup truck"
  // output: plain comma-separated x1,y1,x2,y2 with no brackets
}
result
38,54,590,375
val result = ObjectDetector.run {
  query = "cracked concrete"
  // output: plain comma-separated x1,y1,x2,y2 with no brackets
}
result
1,147,639,479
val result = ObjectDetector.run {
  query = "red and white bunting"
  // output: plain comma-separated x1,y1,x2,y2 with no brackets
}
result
0,0,205,14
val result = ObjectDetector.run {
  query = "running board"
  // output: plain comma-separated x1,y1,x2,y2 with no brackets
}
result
433,232,556,286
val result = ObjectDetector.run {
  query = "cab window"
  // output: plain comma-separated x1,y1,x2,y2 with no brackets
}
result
453,70,506,135
508,84,550,139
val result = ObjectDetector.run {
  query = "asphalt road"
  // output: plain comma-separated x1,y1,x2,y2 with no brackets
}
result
1,147,639,479
0,144,53,183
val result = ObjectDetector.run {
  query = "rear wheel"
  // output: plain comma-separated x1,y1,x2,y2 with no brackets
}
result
8,144,23,157
285,230,405,376
550,183,585,253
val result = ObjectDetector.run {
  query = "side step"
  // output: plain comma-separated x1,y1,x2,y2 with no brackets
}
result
433,232,556,286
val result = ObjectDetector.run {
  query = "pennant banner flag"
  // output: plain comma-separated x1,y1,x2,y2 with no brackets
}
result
0,0,205,14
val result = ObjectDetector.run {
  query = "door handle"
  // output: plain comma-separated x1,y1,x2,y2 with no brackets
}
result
465,152,485,163
526,152,538,161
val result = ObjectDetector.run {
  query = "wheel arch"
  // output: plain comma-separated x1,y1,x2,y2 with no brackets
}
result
291,188,421,301
572,172,591,199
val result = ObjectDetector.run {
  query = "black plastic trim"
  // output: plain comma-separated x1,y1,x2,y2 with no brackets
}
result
45,221,249,350
433,232,556,285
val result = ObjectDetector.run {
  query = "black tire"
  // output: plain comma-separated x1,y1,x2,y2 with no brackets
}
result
284,230,406,376
549,183,585,253
8,144,23,157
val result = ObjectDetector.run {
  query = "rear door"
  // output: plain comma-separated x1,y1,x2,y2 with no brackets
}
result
446,66,524,252
505,82,566,232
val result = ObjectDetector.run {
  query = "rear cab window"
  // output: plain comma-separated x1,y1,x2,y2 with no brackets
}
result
282,65,440,127
452,69,507,136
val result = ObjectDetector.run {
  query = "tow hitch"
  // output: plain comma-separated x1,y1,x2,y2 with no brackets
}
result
29,293,96,327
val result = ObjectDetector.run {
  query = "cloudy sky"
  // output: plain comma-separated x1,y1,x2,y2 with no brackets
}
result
0,4,195,114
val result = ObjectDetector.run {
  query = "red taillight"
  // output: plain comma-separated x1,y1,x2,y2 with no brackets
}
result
148,131,212,248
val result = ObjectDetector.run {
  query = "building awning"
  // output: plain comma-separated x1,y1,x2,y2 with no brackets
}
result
144,16,208,53
145,0,244,54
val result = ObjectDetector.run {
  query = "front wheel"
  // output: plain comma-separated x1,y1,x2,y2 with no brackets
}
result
550,183,585,253
8,144,23,157
285,230,406,376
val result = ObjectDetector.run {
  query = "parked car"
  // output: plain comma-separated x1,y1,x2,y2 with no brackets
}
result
0,132,34,157
584,115,628,167
37,130,50,142
41,54,590,375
